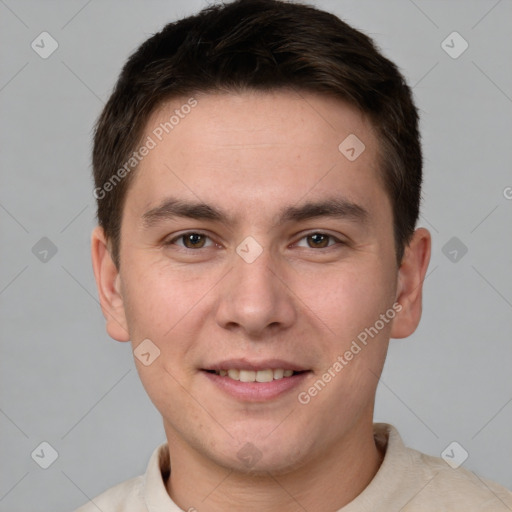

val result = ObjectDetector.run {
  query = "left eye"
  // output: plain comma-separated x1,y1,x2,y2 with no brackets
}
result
170,232,214,249
295,233,340,249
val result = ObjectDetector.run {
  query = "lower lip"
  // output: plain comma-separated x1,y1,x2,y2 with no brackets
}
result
202,370,311,401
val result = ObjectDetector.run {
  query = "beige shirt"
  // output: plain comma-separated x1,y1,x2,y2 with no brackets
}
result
75,423,512,511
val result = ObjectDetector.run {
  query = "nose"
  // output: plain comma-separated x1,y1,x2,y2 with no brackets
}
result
214,245,297,338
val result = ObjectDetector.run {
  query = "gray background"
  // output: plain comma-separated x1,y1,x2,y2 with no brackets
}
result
1,0,511,510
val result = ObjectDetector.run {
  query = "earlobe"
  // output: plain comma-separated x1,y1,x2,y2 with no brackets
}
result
391,228,431,339
91,226,130,342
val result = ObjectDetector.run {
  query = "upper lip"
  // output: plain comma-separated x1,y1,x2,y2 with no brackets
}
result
202,358,309,372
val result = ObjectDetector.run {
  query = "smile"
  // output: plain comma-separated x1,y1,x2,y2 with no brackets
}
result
209,368,302,382
202,367,310,401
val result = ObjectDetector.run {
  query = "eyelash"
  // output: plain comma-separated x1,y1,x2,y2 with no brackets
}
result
165,231,344,250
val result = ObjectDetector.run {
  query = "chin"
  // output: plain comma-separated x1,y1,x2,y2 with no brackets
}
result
212,434,312,476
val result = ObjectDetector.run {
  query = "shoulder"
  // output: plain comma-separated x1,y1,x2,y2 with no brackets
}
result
72,442,171,512
73,475,146,512
367,424,512,511
72,442,173,511
403,441,512,510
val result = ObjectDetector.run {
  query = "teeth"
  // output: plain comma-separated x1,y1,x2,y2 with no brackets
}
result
239,370,256,382
273,369,284,380
227,369,239,380
214,368,299,382
255,369,273,382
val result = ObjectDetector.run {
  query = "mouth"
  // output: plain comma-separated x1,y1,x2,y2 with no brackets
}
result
204,368,306,382
201,360,311,401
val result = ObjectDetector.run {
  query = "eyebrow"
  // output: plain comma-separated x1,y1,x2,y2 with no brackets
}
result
141,196,368,229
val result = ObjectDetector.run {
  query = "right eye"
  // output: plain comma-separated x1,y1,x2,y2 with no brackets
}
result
166,232,216,249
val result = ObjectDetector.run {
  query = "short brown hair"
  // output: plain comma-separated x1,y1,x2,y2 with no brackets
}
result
93,0,422,268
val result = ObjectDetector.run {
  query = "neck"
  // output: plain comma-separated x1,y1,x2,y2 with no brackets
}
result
165,417,383,512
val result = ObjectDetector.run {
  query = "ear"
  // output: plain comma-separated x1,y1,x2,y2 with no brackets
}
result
391,227,431,339
91,226,130,342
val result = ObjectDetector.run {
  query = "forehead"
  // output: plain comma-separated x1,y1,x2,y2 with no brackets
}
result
125,90,386,221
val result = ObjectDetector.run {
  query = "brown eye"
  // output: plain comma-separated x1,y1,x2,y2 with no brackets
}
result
294,232,343,250
182,233,207,248
168,232,213,249
306,233,331,248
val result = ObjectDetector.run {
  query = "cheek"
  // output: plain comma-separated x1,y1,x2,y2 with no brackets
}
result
121,277,168,340
293,261,396,343
121,260,208,341
309,262,395,399
121,266,207,410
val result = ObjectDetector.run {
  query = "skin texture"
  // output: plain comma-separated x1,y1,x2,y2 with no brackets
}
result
91,90,431,511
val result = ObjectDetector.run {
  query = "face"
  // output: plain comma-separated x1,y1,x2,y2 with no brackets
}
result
93,90,429,474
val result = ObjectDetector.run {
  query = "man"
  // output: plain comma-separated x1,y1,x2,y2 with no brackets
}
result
78,0,512,510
